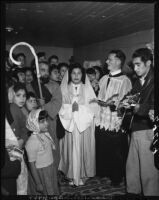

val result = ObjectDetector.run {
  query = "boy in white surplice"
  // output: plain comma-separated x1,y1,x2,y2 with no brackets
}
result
58,63,98,186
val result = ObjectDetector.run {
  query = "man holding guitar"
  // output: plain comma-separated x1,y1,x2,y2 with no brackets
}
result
126,48,159,196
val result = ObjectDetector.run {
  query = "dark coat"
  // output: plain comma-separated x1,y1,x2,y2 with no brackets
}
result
131,68,154,132
10,103,28,143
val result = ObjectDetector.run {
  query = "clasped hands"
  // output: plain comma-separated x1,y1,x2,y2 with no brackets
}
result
72,101,79,112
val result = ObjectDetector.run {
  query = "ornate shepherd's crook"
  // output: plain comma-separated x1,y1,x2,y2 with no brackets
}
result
9,42,43,99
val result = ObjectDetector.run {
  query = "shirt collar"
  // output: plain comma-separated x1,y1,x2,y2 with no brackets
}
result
110,69,121,76
71,82,81,88
139,68,150,83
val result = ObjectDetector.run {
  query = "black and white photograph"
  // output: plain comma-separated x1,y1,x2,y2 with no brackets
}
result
1,0,159,199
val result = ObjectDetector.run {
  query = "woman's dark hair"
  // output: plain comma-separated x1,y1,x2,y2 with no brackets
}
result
86,67,96,75
26,91,36,100
49,64,59,74
38,110,48,121
58,62,69,70
13,82,27,94
68,63,85,84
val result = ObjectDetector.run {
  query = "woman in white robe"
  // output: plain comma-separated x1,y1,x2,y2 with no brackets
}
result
58,63,98,186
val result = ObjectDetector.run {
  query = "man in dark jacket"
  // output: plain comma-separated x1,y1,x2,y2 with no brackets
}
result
126,48,159,196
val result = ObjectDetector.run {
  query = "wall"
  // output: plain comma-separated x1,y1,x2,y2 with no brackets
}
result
6,44,73,66
74,29,154,70
6,29,154,69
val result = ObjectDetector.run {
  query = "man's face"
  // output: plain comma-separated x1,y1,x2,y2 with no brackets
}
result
106,53,121,72
132,57,150,77
39,63,49,83
39,63,49,78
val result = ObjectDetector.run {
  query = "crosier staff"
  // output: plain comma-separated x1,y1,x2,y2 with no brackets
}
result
9,42,43,99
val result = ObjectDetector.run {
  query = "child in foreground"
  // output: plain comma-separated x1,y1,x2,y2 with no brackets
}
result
25,109,59,195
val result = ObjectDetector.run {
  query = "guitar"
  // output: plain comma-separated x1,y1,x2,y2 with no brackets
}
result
89,93,140,133
117,92,141,133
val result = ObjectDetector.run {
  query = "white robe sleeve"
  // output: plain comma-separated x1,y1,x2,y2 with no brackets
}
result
74,104,94,133
59,104,74,132
59,103,94,133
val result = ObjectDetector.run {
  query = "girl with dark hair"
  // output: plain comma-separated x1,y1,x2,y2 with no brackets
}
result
93,66,104,81
58,63,98,186
25,109,59,195
24,67,36,94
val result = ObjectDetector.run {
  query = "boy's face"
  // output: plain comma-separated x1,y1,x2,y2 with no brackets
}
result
17,56,25,67
60,66,68,78
50,58,58,66
50,69,59,82
39,118,48,132
87,73,96,82
71,68,82,85
39,56,46,62
26,70,33,83
17,72,25,83
13,89,26,107
26,97,37,111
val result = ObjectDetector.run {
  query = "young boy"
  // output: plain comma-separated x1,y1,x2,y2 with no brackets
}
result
45,64,62,96
21,92,38,118
10,83,28,149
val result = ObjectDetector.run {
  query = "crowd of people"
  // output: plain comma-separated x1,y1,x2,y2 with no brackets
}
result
2,47,159,196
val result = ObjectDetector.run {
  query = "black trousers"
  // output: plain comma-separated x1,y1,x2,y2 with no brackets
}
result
95,126,129,183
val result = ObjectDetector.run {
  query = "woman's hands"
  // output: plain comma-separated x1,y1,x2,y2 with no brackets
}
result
72,101,79,112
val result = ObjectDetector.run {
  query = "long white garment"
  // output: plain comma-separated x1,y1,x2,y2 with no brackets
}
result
5,119,28,195
96,74,132,131
59,72,98,185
